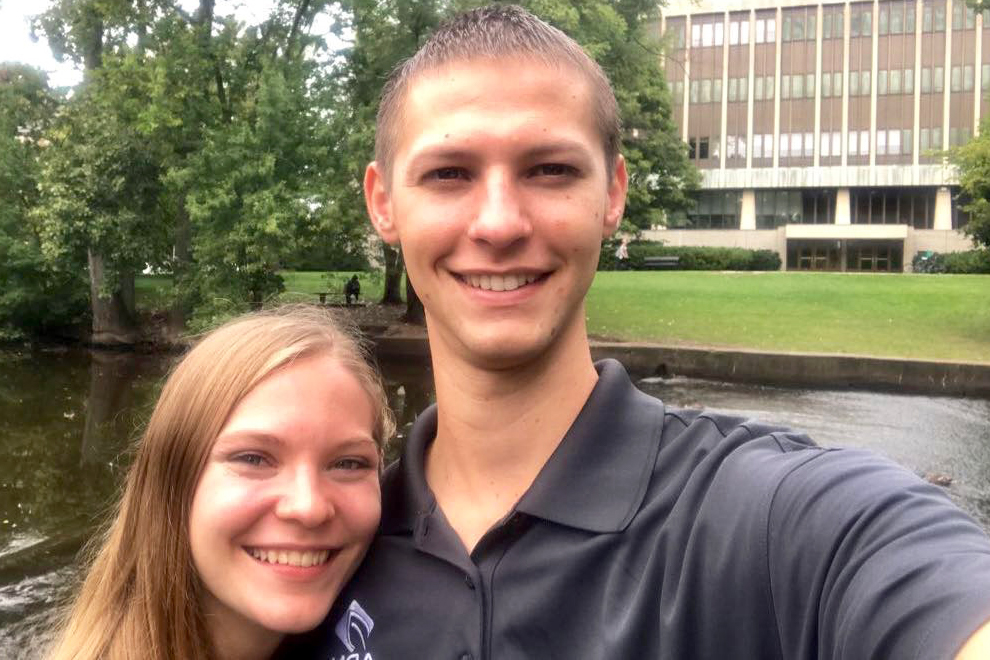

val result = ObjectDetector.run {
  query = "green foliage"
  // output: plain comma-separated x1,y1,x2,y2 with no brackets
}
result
912,249,990,274
953,117,990,249
0,63,89,338
611,242,782,271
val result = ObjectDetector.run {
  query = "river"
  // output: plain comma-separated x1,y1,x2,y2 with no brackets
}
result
2,347,988,657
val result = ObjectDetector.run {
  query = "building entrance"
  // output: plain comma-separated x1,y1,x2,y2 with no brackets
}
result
786,239,905,272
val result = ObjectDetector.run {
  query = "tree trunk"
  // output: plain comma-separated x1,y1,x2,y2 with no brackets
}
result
403,274,425,325
88,249,139,345
381,244,404,304
168,204,193,337
81,350,139,464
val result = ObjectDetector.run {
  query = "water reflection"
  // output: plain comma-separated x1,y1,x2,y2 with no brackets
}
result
1,349,987,657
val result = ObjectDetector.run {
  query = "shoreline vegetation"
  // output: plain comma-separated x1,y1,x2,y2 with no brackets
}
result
8,270,990,366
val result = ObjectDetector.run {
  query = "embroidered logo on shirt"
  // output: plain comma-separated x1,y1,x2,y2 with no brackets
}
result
334,599,375,655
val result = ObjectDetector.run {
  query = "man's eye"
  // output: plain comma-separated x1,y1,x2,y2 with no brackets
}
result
531,163,575,177
431,167,468,181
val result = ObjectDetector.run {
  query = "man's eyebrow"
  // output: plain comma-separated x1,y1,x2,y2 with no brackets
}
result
404,140,595,172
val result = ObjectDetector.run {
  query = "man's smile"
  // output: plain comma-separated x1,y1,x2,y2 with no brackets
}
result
457,272,547,292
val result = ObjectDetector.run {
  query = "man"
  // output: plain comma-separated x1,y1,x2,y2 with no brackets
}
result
293,6,990,658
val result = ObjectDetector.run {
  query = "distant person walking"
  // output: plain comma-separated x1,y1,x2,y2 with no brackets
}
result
615,236,629,270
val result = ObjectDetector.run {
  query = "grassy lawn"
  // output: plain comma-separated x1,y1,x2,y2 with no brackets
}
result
586,271,990,363
136,270,990,363
136,271,388,310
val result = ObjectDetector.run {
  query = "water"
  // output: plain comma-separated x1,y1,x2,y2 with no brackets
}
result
2,348,988,657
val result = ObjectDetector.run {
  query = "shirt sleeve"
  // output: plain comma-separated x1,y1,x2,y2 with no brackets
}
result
767,447,990,660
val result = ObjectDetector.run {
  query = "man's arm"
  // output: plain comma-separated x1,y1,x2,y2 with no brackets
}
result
957,621,990,659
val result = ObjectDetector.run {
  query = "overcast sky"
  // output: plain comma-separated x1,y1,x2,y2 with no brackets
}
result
0,0,283,89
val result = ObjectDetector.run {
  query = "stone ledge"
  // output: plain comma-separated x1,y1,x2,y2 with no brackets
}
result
370,331,990,398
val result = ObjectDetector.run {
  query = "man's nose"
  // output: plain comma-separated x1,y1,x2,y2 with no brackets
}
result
275,469,333,527
467,171,532,248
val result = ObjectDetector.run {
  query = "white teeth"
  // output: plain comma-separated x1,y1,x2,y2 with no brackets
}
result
249,548,331,567
465,273,538,291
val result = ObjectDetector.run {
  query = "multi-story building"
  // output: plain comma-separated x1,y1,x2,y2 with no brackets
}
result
658,0,981,271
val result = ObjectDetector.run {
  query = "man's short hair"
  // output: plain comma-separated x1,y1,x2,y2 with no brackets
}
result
375,4,622,180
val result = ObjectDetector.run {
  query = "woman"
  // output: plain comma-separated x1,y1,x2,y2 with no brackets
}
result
46,306,394,660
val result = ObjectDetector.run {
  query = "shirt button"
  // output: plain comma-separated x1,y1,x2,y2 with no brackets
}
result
464,575,475,590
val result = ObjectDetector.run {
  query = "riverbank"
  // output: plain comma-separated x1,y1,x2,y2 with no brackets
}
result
367,324,990,398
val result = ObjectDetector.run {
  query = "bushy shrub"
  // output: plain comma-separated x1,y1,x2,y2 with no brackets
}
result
913,249,990,274
606,242,782,271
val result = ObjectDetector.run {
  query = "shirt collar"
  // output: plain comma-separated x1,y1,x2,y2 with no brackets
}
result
380,359,665,535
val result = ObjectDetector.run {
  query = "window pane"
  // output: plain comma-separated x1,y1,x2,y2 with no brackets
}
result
703,23,713,46
780,133,789,157
891,69,902,94
714,21,724,46
781,74,790,99
793,74,803,98
807,14,816,39
934,66,944,92
821,132,831,157
879,6,889,34
923,5,933,31
921,67,931,92
692,23,702,46
793,16,804,40
702,79,712,102
767,18,776,41
879,70,888,94
920,127,930,150
863,10,872,34
765,134,773,156
906,4,916,31
904,68,914,94
739,77,748,101
690,80,699,103
849,131,858,155
754,76,764,100
891,5,904,33
756,19,765,43
805,73,814,97
862,71,871,94
850,71,860,95
851,12,861,36
861,130,870,154
804,132,813,157
766,76,774,99
713,79,722,101
890,129,901,155
983,64,990,91
754,134,763,158
822,72,832,97
728,78,737,101
965,65,974,91
933,127,942,147
878,130,887,155
741,21,749,43
833,131,841,155
730,21,739,45
903,129,912,154
783,15,792,41
834,71,843,96
935,6,945,31
824,12,833,38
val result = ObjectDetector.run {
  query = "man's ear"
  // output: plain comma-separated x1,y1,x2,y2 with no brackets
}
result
364,161,400,245
602,154,628,238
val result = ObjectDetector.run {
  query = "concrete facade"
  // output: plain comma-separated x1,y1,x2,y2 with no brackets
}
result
661,0,982,271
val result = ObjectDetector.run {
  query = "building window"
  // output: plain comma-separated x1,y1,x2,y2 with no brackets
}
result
951,66,962,92
983,64,990,91
684,191,742,229
921,67,931,92
934,66,944,92
904,68,914,94
702,23,713,47
728,78,737,102
792,74,803,98
690,80,699,103
727,135,747,159
713,79,722,102
879,70,889,94
851,187,935,227
692,23,702,47
879,5,889,34
935,5,946,31
878,130,887,155
701,79,712,103
729,21,740,45
754,76,764,100
903,129,913,154
756,190,836,228
891,4,905,33
699,136,710,158
781,74,791,99
822,72,832,97
714,21,724,46
891,69,902,94
965,65,974,91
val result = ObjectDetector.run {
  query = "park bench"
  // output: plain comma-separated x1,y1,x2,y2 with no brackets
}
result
642,255,681,270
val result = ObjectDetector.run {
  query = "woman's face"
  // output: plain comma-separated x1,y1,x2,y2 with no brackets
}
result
188,352,381,653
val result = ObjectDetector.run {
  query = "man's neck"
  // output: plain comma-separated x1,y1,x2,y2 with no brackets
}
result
425,322,599,553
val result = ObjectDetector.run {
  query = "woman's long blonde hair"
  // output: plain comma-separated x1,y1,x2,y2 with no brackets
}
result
45,305,394,660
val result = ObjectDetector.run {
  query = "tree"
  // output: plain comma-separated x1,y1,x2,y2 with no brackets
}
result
0,63,87,339
953,127,990,250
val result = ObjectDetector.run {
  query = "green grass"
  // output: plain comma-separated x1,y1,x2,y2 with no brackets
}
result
135,270,990,363
586,271,990,363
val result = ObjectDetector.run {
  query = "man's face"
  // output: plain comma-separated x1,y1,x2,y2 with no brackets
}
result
365,58,627,369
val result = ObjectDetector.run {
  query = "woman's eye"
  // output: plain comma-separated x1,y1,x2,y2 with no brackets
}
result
232,453,268,467
334,458,370,471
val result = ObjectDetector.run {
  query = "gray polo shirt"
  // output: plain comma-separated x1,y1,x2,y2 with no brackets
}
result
287,359,990,659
